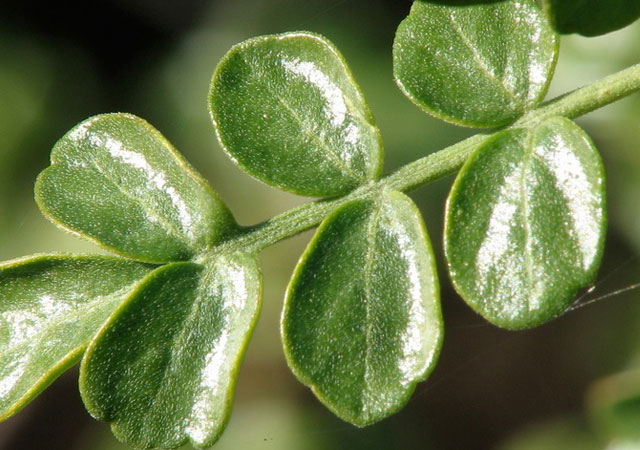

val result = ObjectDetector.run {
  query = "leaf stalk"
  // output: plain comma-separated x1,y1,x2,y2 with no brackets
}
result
219,63,640,255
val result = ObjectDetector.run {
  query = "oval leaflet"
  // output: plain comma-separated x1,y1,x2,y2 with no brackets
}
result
36,113,235,264
210,32,383,197
283,190,442,426
393,0,558,127
79,253,262,449
445,117,606,329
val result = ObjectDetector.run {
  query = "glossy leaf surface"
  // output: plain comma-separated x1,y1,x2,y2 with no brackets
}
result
543,0,640,36
210,32,383,197
80,253,261,449
393,0,558,127
36,114,235,264
283,190,442,426
445,117,605,329
0,254,151,421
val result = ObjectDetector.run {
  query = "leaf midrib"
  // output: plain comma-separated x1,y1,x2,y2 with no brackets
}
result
139,275,209,429
0,285,132,393
519,131,536,309
240,53,366,184
88,159,191,250
134,265,240,437
446,9,520,105
358,197,383,417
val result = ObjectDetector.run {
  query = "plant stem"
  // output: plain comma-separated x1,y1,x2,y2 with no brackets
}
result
222,63,640,254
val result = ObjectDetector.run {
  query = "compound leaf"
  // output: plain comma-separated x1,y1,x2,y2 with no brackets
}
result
210,32,383,197
393,0,558,127
0,254,152,421
80,253,261,449
445,117,605,329
543,0,640,36
36,113,235,264
283,190,442,426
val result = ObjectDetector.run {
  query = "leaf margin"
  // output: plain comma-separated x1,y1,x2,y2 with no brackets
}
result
34,113,237,264
281,189,443,427
208,30,385,197
443,117,606,329
78,253,263,449
0,252,154,421
392,0,560,128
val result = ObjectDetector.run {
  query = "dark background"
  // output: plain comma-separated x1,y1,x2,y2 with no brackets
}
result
1,1,640,449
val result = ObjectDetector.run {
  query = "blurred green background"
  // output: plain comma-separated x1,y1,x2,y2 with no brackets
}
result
1,1,640,449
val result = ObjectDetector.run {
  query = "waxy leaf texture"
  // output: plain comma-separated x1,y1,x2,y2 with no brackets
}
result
210,32,383,197
393,0,558,127
36,113,235,264
0,255,151,420
283,190,442,426
445,117,605,329
80,253,261,449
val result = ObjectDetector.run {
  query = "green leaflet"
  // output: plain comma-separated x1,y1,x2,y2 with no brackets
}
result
543,0,640,36
282,190,442,426
35,113,235,264
445,117,606,329
209,32,383,197
0,254,152,421
80,253,261,449
393,0,558,128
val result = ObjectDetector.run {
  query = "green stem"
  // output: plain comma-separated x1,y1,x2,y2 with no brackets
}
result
222,63,640,254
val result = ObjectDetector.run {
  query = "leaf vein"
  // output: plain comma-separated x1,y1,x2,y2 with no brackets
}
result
240,54,365,183
447,10,520,104
520,131,536,309
360,196,383,415
89,160,190,247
